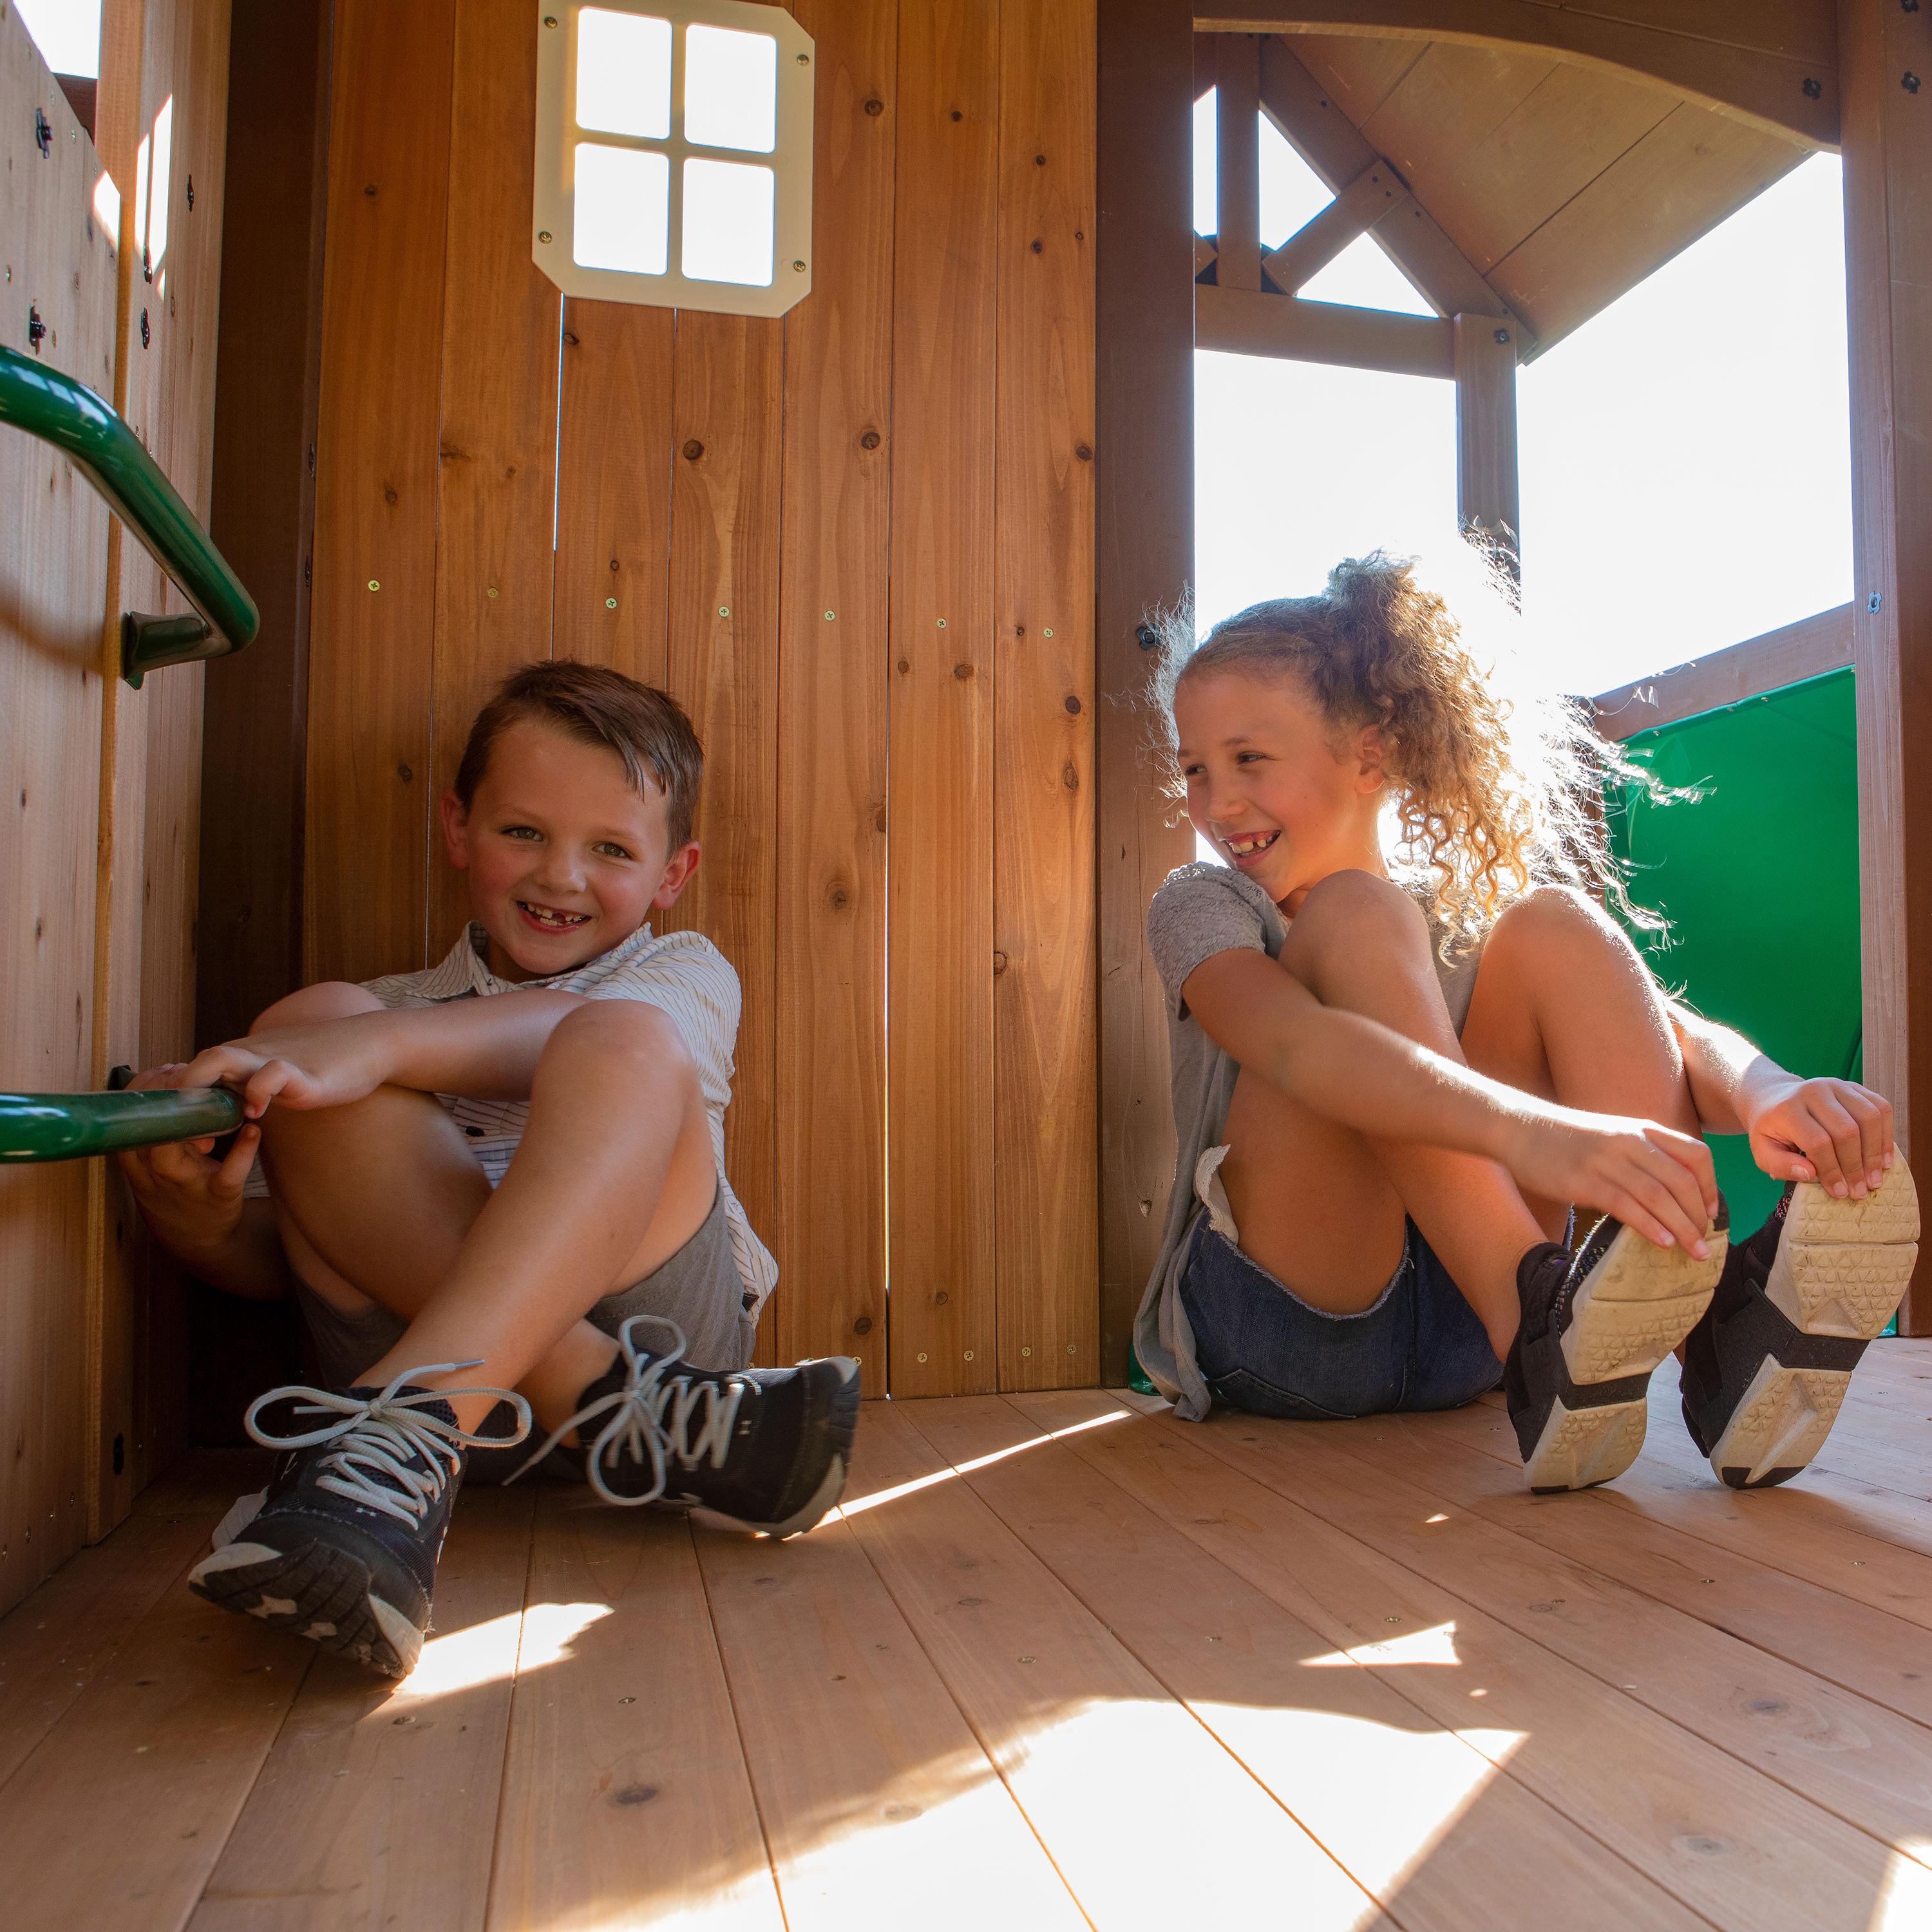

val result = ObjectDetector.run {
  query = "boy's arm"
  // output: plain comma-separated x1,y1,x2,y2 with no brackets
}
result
1667,999,1895,1195
164,989,590,1117
1183,949,1720,1251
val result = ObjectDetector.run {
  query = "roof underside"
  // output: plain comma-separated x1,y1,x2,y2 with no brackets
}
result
1273,30,1814,355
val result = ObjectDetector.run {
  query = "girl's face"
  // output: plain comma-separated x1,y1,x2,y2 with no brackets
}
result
439,717,698,981
1174,668,1388,911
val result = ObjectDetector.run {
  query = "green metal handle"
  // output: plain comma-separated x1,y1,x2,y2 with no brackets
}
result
0,345,260,687
0,1088,244,1163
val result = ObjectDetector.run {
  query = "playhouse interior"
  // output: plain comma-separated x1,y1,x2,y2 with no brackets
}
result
3,1,1931,1926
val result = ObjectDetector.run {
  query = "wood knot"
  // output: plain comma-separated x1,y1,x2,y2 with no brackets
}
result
613,1785,659,1806
395,764,413,783
1075,443,1092,461
950,108,963,121
860,428,882,450
682,439,705,460
853,1314,874,1336
1065,694,1081,714
828,884,850,910
1030,238,1043,254
933,1290,950,1305
952,661,973,679
992,951,1008,975
383,488,397,504
1062,761,1079,791
864,98,884,116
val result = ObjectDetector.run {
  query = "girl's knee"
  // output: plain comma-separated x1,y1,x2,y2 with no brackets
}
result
1488,884,1625,968
254,980,384,1032
1284,869,1428,967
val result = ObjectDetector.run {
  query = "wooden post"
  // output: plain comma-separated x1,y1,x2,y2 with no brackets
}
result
1453,313,1520,560
1840,0,1932,1334
1097,0,1196,1382
1213,33,1261,291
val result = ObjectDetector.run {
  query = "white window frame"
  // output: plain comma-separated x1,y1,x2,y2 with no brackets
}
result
532,0,815,318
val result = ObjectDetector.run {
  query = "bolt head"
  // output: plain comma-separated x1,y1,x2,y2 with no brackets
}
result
793,259,808,272
537,230,553,243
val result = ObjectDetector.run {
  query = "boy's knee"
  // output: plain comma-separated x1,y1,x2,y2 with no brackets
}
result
253,980,384,1032
546,999,695,1086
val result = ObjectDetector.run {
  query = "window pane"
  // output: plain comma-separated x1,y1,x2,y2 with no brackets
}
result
576,8,672,140
574,143,669,274
681,157,774,285
684,23,777,153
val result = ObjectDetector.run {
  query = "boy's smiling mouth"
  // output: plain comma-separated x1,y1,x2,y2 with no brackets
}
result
516,900,592,932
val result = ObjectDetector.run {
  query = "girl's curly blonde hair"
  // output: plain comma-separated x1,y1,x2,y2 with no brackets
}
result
1151,547,1665,951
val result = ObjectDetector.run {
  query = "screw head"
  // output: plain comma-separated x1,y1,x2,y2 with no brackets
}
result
544,14,558,24
1066,1343,1077,1354
824,609,835,620
718,605,730,618
606,596,618,609
917,1352,928,1363
963,1350,974,1361
936,618,947,629
486,585,498,597
793,259,808,272
796,52,810,64
368,579,380,591
1021,1346,1032,1358
537,229,553,243
1043,627,1054,638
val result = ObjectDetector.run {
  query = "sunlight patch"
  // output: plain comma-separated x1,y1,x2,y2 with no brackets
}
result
1303,1619,1463,1669
410,1601,612,1695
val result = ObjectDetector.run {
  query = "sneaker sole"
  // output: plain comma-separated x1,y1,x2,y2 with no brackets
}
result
1524,1222,1727,1494
188,1539,422,1678
1705,1162,1918,1490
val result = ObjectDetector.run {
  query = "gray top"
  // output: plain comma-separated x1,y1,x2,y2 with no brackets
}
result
1132,862,1484,1420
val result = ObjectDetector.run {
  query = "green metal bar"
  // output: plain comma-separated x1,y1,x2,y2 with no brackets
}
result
0,1088,244,1163
0,345,260,686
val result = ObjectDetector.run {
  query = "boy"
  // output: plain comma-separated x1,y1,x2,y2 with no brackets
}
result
120,662,857,1678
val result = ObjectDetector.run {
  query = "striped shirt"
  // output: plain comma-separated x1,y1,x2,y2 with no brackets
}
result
247,922,778,1314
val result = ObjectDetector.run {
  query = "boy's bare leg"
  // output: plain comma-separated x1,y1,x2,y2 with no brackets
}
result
258,989,713,1430
1221,869,1548,1356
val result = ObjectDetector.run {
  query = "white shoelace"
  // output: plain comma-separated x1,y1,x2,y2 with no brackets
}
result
245,1363,533,1529
510,1316,749,1507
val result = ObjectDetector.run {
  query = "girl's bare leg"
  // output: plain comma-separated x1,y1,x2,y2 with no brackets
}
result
257,987,715,1430
1220,869,1546,1356
1460,886,1705,1226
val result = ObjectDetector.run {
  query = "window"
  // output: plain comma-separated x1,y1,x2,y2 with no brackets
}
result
532,0,815,318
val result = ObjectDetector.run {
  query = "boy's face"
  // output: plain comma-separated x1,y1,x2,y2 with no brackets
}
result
439,717,699,981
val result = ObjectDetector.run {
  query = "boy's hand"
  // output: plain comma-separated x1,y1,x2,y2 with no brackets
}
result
115,1064,262,1256
167,1013,395,1121
1501,1105,1721,1257
1741,1072,1893,1199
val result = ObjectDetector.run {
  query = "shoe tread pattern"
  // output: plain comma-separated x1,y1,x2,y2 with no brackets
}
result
1523,1397,1648,1493
1768,1164,1919,1341
189,1540,413,1678
1707,1359,1853,1490
1561,1227,1726,1385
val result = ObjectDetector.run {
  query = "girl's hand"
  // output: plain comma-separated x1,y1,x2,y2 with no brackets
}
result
1501,1105,1721,1256
115,1064,262,1256
1742,1074,1893,1199
165,1013,395,1121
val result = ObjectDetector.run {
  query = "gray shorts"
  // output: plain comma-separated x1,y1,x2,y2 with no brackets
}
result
291,1188,757,1482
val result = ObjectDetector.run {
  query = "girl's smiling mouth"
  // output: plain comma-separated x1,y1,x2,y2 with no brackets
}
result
1222,828,1280,863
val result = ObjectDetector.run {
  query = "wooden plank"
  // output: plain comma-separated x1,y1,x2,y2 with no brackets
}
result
694,1458,1086,1929
192,1486,533,1932
1257,36,1520,332
663,314,782,1354
1841,0,1932,1334
1104,1396,1932,1929
1287,29,1428,128
198,0,332,1045
305,0,455,984
486,1495,779,1931
0,3,115,1613
886,0,999,1399
1095,0,1198,1382
1490,100,1805,357
426,0,560,958
922,1391,1710,1931
770,0,893,1387
846,1398,1398,1928
1592,603,1853,739
1255,1398,1932,1869
1196,283,1455,377
1262,160,1406,292
1213,32,1262,290
551,300,674,683
1453,311,1519,551
992,0,1099,1392
1203,3,1839,147
0,1538,308,1932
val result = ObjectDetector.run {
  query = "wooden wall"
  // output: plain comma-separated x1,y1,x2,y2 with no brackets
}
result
0,0,231,1618
303,0,1099,1397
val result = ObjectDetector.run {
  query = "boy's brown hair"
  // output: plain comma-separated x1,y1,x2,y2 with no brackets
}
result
454,661,704,848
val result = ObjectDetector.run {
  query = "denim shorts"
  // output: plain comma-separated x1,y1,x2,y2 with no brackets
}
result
1177,1211,1503,1421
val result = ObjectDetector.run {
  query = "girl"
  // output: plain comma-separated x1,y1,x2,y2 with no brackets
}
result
1135,551,1917,1493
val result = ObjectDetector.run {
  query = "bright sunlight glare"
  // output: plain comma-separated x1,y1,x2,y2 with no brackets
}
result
17,0,99,77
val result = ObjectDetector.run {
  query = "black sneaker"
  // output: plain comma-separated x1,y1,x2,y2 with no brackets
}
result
187,1364,531,1678
1681,1160,1918,1488
1506,1204,1728,1492
512,1316,861,1535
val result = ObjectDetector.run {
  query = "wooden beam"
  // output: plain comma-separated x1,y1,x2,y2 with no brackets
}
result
1097,0,1197,1383
1840,0,1932,1334
1262,160,1405,291
1590,603,1853,742
1214,33,1262,290
1255,35,1532,343
1196,283,1454,377
1200,3,1839,148
1453,312,1519,554
1195,233,1218,278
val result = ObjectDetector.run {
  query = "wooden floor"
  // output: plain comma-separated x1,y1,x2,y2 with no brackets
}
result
4,1345,1931,1931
